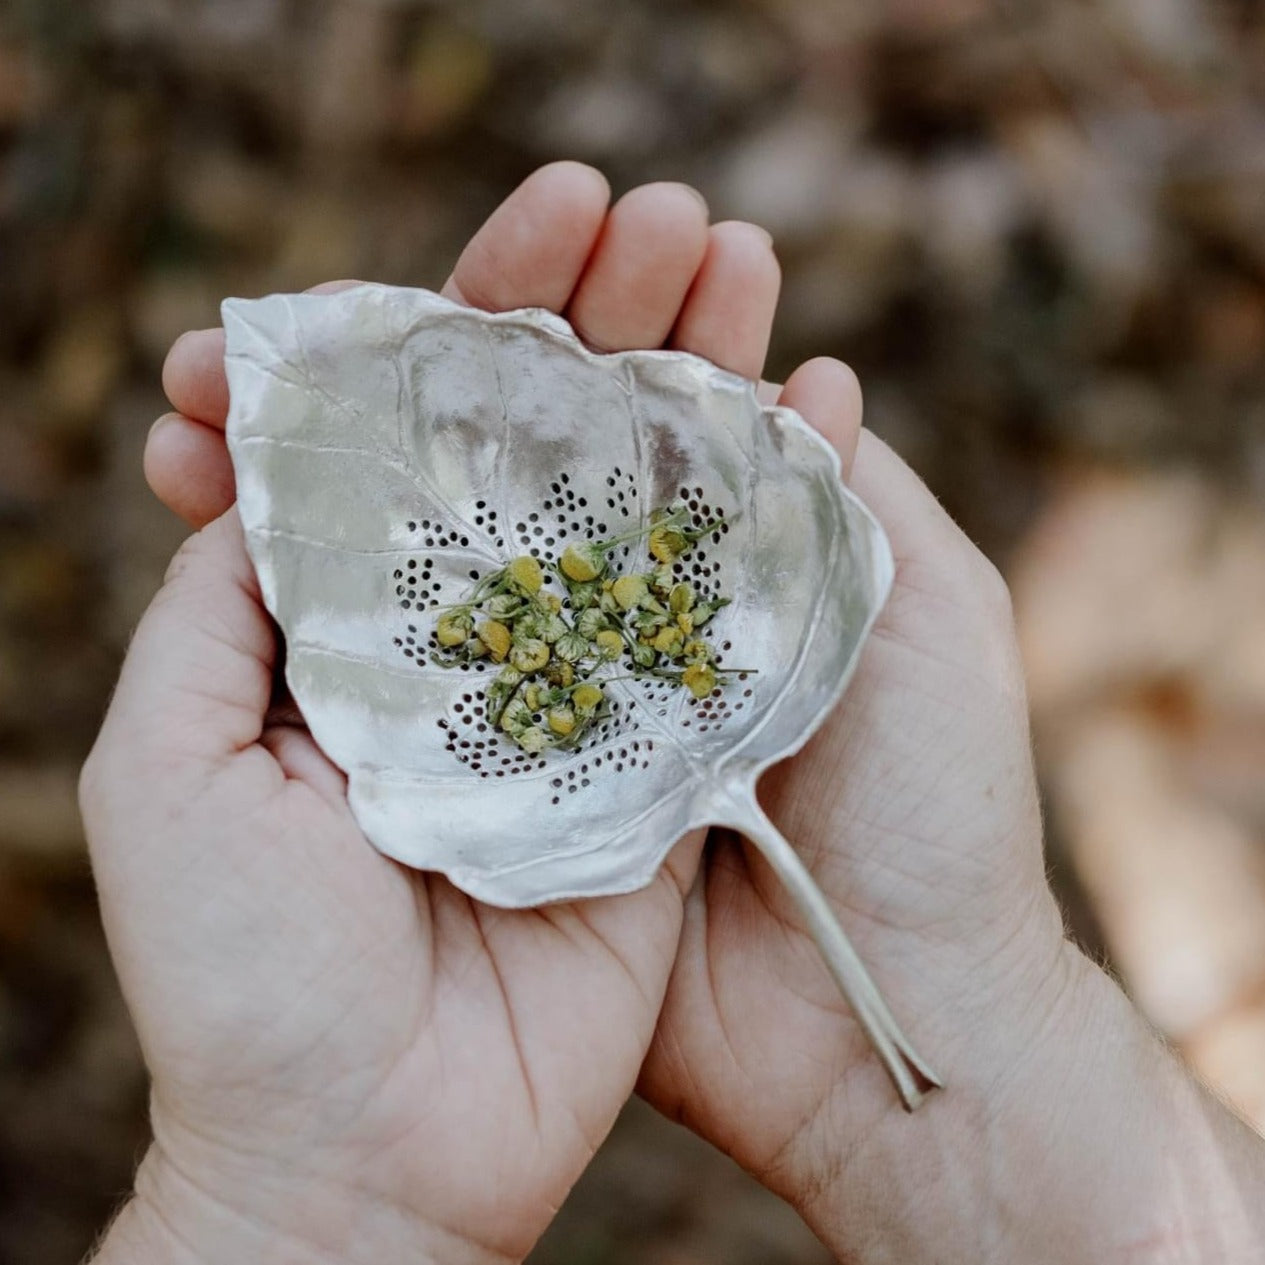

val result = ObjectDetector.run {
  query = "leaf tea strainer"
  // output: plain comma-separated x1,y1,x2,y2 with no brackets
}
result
224,284,941,1110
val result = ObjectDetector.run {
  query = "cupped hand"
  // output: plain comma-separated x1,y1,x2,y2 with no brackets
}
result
86,163,813,1263
638,417,1075,1244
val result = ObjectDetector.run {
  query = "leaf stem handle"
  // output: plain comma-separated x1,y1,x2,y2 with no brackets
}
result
723,790,942,1112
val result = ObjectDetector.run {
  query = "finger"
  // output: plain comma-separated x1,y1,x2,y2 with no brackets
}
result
163,327,229,428
777,357,864,480
567,182,711,352
162,280,367,431
89,509,274,773
260,725,349,808
848,429,984,578
144,413,237,529
670,221,781,380
442,160,611,312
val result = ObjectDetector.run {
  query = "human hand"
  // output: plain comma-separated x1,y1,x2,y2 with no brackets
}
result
635,269,1265,1259
85,162,812,1263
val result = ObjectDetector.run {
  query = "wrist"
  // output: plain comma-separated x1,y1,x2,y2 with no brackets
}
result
91,1142,512,1265
795,939,1265,1264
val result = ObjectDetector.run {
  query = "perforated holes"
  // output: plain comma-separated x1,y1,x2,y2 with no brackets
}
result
439,705,547,778
471,500,505,548
398,515,492,621
393,626,419,660
395,554,436,610
604,468,633,521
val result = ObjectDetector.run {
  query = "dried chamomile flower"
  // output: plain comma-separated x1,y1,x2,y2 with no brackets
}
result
436,610,473,647
477,619,512,662
668,583,694,614
573,682,603,714
682,662,716,700
631,641,656,669
554,631,590,663
546,661,574,688
516,726,548,755
650,564,676,597
594,629,624,660
652,626,684,655
514,610,546,639
648,504,727,563
540,613,569,644
500,697,532,735
560,542,606,583
689,597,729,628
507,554,544,595
510,638,550,673
547,706,576,737
485,593,520,620
575,607,606,639
567,581,600,611
611,574,649,611
633,609,666,636
682,638,712,663
649,523,689,563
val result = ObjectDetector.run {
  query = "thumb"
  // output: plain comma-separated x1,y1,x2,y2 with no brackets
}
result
91,508,274,779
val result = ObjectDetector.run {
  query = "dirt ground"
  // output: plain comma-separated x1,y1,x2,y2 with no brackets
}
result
1,2,1264,1261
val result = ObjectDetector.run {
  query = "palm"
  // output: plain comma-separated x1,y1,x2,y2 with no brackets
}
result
112,708,688,1256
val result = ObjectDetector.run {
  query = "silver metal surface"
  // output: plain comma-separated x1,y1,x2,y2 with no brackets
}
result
224,284,940,1108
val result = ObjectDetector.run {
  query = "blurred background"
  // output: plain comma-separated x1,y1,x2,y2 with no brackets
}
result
1,0,1264,1260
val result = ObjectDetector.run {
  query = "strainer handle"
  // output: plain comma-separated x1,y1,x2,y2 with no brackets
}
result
723,791,942,1112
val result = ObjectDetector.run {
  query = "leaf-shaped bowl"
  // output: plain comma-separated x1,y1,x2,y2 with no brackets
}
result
224,283,939,1108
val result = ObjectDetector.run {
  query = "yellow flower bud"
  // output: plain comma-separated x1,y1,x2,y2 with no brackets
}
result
516,726,548,755
682,662,716,700
573,683,603,712
547,706,576,737
649,524,688,563
594,629,624,660
436,612,471,647
683,638,711,662
668,583,694,614
653,625,684,655
560,543,603,583
507,555,544,594
546,661,574,687
612,574,649,611
500,698,532,734
477,619,511,662
510,638,550,673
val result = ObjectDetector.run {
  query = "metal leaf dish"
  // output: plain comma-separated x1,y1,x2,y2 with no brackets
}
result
224,284,940,1109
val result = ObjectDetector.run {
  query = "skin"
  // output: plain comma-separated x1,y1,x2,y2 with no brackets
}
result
90,163,1265,1264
